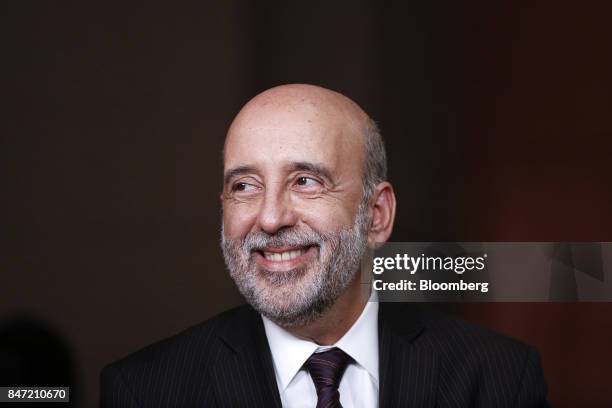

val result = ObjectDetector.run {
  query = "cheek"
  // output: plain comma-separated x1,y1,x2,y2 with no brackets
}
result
297,201,355,232
223,204,258,238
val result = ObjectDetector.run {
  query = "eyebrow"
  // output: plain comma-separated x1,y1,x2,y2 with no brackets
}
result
223,161,334,186
224,165,257,186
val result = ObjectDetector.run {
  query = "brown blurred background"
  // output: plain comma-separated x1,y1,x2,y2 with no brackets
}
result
1,1,611,407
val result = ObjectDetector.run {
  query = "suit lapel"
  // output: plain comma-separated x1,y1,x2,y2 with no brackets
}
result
378,303,438,408
212,306,282,408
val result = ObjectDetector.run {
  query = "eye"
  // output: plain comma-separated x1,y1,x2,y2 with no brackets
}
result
232,182,258,192
295,176,320,188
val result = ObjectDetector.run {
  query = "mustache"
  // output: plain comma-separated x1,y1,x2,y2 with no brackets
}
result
239,227,327,253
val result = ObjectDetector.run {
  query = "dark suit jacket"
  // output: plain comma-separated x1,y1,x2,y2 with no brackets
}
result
101,303,548,407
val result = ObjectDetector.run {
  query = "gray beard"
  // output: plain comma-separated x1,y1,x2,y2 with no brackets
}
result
221,202,370,327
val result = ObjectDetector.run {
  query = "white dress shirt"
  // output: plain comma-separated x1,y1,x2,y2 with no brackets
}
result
262,294,379,408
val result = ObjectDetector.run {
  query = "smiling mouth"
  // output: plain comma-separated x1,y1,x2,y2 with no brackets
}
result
253,245,317,271
262,248,306,261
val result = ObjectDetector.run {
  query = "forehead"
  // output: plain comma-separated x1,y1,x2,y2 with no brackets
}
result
224,102,364,175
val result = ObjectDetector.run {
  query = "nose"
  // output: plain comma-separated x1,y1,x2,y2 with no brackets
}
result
256,187,297,234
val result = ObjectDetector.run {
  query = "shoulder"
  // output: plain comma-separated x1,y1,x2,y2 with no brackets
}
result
382,303,536,361
100,304,258,407
105,304,255,371
420,309,533,358
381,304,548,406
419,309,547,406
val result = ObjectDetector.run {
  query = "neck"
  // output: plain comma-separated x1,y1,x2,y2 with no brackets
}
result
284,276,370,345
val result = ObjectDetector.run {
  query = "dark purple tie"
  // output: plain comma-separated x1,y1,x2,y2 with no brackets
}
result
304,347,354,408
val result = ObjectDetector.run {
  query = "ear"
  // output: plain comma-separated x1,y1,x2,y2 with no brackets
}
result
367,182,396,248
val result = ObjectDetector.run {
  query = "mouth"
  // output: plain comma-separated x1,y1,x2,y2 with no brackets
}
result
252,245,318,272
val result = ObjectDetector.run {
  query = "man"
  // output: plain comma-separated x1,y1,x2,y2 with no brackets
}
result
101,84,548,407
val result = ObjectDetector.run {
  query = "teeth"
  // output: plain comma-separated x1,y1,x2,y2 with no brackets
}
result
264,249,305,261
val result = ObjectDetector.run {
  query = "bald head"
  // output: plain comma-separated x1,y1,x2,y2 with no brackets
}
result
224,84,386,201
228,84,368,140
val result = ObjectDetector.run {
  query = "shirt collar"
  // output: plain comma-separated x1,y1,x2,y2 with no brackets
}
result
262,291,379,392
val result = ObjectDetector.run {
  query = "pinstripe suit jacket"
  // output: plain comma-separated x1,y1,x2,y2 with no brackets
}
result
101,303,548,407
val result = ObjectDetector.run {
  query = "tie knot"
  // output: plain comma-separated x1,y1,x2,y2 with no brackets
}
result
304,347,354,392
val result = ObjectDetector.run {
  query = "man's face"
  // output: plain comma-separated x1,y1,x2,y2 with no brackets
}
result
221,97,370,327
